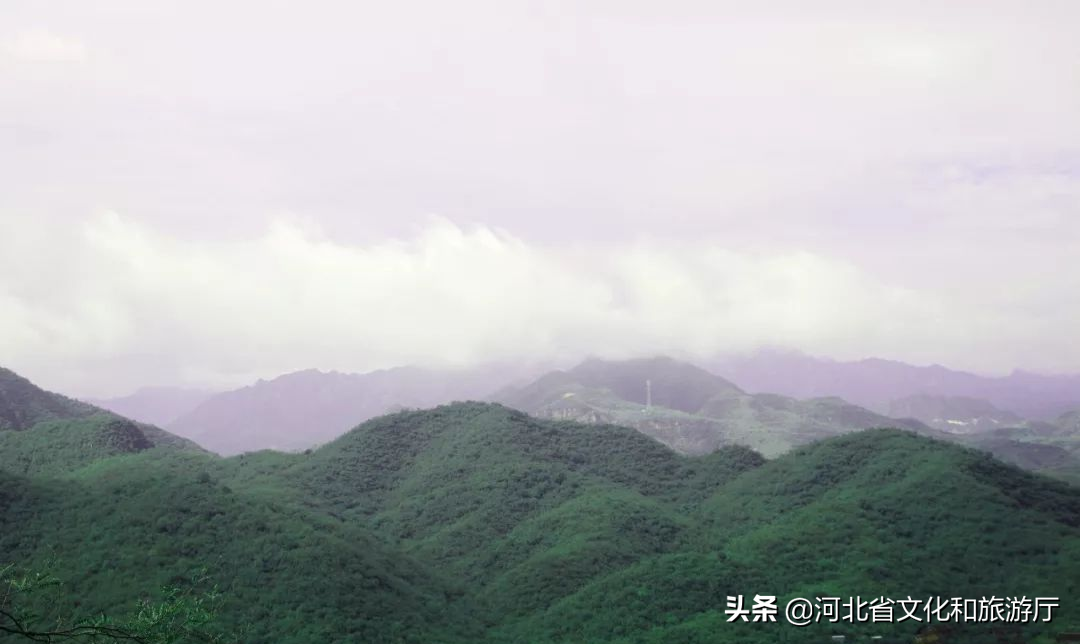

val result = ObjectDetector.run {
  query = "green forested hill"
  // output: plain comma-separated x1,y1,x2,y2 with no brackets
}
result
691,430,1080,643
0,367,98,430
0,414,153,476
284,403,764,603
0,367,203,470
2,368,1079,644
0,450,480,644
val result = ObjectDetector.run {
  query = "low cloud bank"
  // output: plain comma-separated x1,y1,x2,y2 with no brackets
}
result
2,212,1076,397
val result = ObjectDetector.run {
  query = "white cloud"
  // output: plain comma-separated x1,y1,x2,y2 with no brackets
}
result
1,212,1076,397
3,29,86,62
0,3,1078,396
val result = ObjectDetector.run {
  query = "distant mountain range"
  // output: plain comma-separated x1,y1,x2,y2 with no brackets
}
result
493,356,935,457
115,356,934,458
162,364,544,455
711,350,1080,420
888,393,1023,433
79,354,1080,473
3,363,1080,643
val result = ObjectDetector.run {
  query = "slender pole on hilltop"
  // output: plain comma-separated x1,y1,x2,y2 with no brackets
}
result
646,379,652,410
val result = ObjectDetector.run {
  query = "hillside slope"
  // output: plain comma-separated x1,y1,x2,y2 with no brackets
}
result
282,402,764,613
0,366,200,456
510,429,1080,644
236,403,1080,642
0,366,97,430
0,414,152,476
0,451,480,644
3,384,1079,643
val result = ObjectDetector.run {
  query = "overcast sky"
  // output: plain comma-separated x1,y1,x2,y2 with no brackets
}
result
2,1,1079,397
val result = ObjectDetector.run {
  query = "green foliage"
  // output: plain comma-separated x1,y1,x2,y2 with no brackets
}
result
1,448,478,644
0,416,152,477
2,395,1079,643
0,366,202,467
1,564,225,643
103,571,228,644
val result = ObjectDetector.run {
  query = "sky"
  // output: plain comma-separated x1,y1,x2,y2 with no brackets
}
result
1,0,1079,397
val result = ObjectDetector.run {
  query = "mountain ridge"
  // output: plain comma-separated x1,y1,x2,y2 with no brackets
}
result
2,366,1080,642
495,356,936,457
165,364,545,455
712,349,1080,420
0,365,203,459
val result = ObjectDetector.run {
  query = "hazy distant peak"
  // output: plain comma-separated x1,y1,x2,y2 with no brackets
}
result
712,349,1080,420
86,386,218,427
565,355,744,408
164,364,542,455
263,368,336,383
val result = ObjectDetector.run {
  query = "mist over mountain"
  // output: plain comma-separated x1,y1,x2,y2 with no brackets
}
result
4,2,1079,642
881,393,1080,474
713,350,1080,420
166,363,546,455
938,408,1080,483
495,356,936,457
98,352,1080,469
63,353,1080,484
888,394,1023,433
87,387,217,427
1060,410,1080,434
